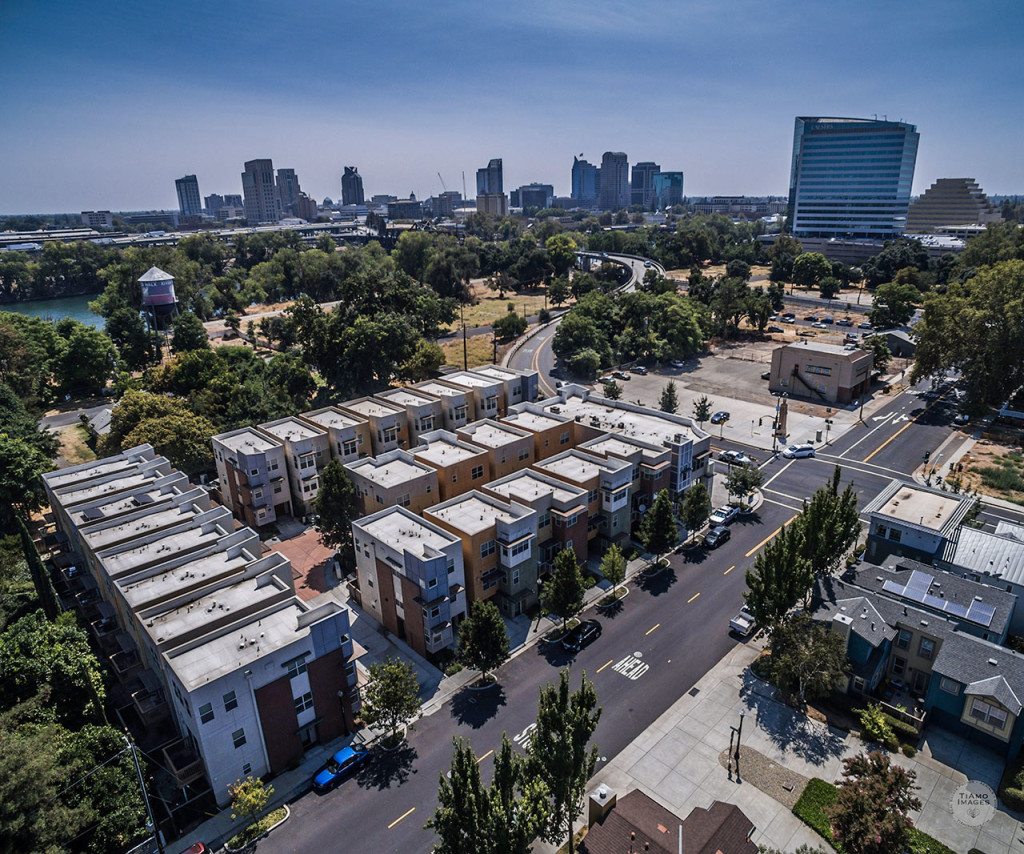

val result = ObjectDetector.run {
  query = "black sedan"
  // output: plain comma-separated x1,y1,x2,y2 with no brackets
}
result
562,619,602,651
710,411,730,425
703,526,732,549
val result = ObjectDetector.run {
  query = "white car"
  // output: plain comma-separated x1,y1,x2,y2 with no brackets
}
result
782,444,815,459
720,450,756,466
709,505,740,526
730,606,756,637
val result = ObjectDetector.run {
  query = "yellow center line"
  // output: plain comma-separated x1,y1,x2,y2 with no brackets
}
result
862,386,956,463
745,514,799,557
645,623,661,635
687,592,701,604
723,565,736,576
596,658,613,673
388,807,416,829
477,749,494,764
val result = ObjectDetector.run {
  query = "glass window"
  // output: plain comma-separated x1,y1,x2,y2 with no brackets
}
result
560,431,571,445
223,690,238,712
233,728,247,748
939,677,960,695
888,529,902,542
447,558,455,574
293,692,314,714
480,540,496,558
895,629,911,650
538,512,551,528
892,656,906,676
918,638,935,660
471,465,484,480
286,656,308,679
199,702,214,723
518,447,530,461
242,762,252,775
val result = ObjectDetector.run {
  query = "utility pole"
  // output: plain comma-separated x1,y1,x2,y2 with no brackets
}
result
123,732,164,854
461,302,468,370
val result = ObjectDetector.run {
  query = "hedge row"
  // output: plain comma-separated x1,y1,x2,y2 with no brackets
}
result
999,752,1024,812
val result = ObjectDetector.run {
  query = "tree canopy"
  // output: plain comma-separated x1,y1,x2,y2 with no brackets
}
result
457,600,510,681
541,548,586,630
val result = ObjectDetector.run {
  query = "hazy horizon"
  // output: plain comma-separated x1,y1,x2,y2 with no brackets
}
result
2,1,1022,215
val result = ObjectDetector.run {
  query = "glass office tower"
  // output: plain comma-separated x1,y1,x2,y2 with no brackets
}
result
788,117,919,239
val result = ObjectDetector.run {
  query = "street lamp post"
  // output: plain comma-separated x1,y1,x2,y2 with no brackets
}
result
735,710,746,782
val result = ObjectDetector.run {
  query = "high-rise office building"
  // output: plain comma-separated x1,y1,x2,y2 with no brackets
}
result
905,178,1001,233
571,156,599,205
224,194,242,208
788,117,919,239
516,183,554,211
242,159,281,225
276,168,301,215
598,152,629,211
204,193,225,217
342,167,364,206
476,158,503,195
651,172,685,209
630,162,660,208
175,175,202,218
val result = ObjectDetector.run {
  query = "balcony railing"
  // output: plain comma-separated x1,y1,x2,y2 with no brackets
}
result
162,739,205,787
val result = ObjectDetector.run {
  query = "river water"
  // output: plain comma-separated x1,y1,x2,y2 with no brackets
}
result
0,294,104,329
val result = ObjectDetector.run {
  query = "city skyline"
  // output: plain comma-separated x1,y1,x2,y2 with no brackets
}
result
1,0,1022,214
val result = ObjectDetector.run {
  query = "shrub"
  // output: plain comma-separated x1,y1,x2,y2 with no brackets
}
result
856,703,898,750
999,752,1024,812
444,661,463,677
902,744,917,757
882,712,920,744
906,828,957,854
792,778,838,844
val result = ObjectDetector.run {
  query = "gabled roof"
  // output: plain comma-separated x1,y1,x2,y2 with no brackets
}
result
965,675,1023,716
138,266,173,282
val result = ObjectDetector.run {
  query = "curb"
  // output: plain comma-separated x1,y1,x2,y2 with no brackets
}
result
223,804,291,853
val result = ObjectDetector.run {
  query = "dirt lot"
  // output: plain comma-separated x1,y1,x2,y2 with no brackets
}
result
440,280,562,334
957,439,1024,506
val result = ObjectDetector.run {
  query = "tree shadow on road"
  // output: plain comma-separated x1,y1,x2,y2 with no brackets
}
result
355,741,418,790
450,684,507,729
535,635,575,668
636,565,677,596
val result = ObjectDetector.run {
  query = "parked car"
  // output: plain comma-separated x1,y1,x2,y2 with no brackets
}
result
184,844,207,854
953,413,970,425
781,316,796,324
562,619,602,651
313,744,370,792
804,314,819,322
598,375,616,384
765,325,784,333
761,370,771,380
710,411,730,425
669,359,685,368
720,450,757,467
782,443,815,459
703,526,732,549
836,318,854,326
630,365,648,375
858,321,873,329
729,606,756,637
781,312,796,319
844,333,858,343
820,317,834,324
709,504,740,526
812,321,828,329
612,370,630,380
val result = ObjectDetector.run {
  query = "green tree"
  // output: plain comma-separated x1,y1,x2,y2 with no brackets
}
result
493,311,528,341
457,601,510,684
545,234,578,278
529,670,601,854
229,775,273,829
0,435,50,530
427,737,489,853
692,395,712,428
640,489,678,565
105,306,159,370
547,277,569,307
399,338,446,382
679,482,711,542
486,734,550,854
869,281,918,329
171,310,210,353
0,383,56,457
312,459,359,558
766,611,849,705
827,751,921,854
818,275,841,301
56,324,116,394
792,252,832,288
603,379,621,400
566,348,600,380
859,335,891,374
598,543,626,598
361,657,420,745
541,547,586,631
223,313,241,338
659,380,678,414
17,517,58,620
744,523,811,629
725,464,763,507
800,466,860,577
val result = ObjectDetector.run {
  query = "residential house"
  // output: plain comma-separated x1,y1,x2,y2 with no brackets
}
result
212,428,289,528
340,397,409,456
376,388,445,447
578,433,672,521
470,365,539,408
500,404,574,461
940,521,1024,634
863,479,972,565
411,430,491,501
413,380,476,430
344,450,439,517
259,417,329,518
299,406,373,465
457,419,535,479
442,370,506,419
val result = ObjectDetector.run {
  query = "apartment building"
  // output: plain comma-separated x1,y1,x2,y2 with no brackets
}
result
212,428,289,528
482,469,589,576
425,490,538,616
351,506,467,657
377,387,445,447
442,370,507,418
863,479,972,565
579,434,672,519
341,397,410,456
533,450,633,552
542,386,711,495
413,380,477,430
471,365,539,408
500,404,574,461
43,448,360,806
411,430,491,501
300,406,373,465
457,419,535,479
259,417,329,518
344,450,439,517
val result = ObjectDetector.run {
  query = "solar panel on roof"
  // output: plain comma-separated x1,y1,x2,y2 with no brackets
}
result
944,601,969,619
882,580,904,596
82,507,104,520
906,570,933,596
968,601,996,627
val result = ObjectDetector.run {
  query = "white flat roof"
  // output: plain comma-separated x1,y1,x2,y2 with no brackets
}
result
45,458,136,489
464,422,524,448
57,472,158,507
349,457,430,488
504,411,562,432
414,439,484,466
101,526,224,577
216,428,278,454
302,408,364,430
120,550,251,609
260,417,323,443
429,495,515,536
787,340,868,357
359,511,457,555
382,389,436,408
68,487,172,526
444,372,499,390
486,470,582,505
474,366,518,382
536,454,607,483
416,381,465,398
544,394,699,445
877,485,963,532
344,398,403,418
83,506,196,551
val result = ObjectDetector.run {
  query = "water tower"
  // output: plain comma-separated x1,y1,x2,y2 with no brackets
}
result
138,266,178,330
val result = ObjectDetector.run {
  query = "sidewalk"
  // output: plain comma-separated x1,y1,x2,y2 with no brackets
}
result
535,639,1024,854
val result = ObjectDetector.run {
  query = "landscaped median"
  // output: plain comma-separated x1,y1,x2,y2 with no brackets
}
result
225,805,289,852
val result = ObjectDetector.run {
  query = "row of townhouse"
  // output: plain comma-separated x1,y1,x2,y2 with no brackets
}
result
42,446,362,806
211,365,539,528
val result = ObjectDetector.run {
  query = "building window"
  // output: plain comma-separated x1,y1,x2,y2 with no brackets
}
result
286,656,308,679
428,577,437,589
471,465,484,480
538,512,551,528
375,494,384,505
223,690,238,712
398,493,411,507
269,460,279,471
451,472,458,483
455,405,468,421
560,431,570,445
939,677,960,695
199,702,214,723
918,638,935,660
250,468,259,476
588,489,598,503
511,568,520,585
342,439,358,456
852,677,865,692
242,762,252,775
518,447,530,461
344,661,356,679
888,529,902,542
447,557,455,574
895,629,911,650
485,395,498,411
480,540,496,558
970,698,1008,729
233,728,247,748
876,524,888,538
294,692,314,714
382,425,399,444
483,575,498,590
253,489,263,500
429,605,441,619
892,657,906,677
273,485,283,494
565,511,581,526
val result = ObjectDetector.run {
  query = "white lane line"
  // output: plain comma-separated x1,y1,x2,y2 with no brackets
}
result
761,460,794,489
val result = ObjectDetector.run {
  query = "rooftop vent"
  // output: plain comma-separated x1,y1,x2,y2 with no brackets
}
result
989,658,999,666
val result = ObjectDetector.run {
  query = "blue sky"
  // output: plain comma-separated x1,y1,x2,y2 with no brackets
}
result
1,0,1022,213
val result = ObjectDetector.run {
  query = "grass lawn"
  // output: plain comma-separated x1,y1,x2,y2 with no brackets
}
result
57,425,96,467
